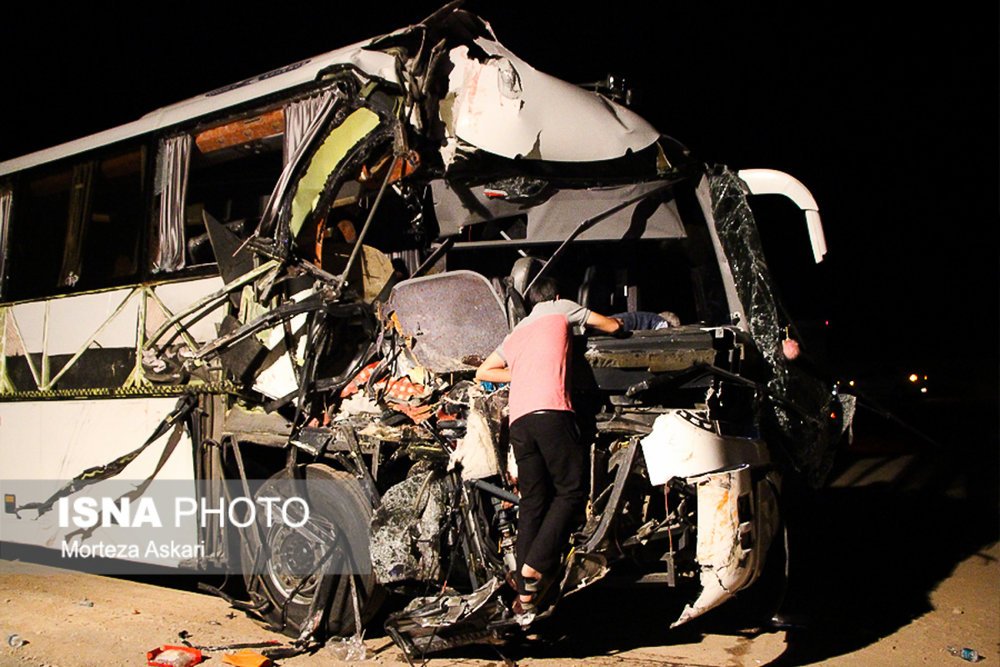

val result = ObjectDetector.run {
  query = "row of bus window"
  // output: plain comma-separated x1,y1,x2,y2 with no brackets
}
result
0,107,293,302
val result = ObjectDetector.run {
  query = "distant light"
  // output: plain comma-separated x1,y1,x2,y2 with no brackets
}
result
920,387,928,394
848,380,855,387
829,412,837,419
923,375,928,381
908,373,919,383
825,320,830,327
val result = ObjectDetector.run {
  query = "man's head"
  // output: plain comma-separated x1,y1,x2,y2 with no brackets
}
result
524,277,559,311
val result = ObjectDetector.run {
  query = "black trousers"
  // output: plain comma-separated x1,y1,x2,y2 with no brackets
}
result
510,410,588,577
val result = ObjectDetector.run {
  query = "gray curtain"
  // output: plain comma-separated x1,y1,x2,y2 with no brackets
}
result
153,134,191,272
258,92,338,238
284,91,335,165
0,187,11,298
59,161,95,286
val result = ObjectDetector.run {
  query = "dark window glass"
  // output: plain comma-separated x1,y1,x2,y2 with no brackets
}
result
183,113,284,266
7,165,73,299
76,147,145,290
6,145,146,301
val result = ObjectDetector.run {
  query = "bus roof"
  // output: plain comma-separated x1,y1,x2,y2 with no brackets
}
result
0,40,399,177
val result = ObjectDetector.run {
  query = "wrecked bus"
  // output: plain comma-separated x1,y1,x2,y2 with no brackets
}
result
0,6,853,656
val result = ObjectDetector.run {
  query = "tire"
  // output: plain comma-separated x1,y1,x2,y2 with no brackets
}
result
744,522,789,618
242,464,384,638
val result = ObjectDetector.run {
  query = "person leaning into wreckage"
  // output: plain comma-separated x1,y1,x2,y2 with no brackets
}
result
475,277,622,618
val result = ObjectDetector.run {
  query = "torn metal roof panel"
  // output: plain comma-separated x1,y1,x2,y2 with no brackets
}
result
442,38,660,163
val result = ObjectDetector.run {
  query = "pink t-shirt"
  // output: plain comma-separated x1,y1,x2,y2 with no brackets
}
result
498,300,591,425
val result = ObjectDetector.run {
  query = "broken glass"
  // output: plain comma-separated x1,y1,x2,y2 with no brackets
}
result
709,166,848,487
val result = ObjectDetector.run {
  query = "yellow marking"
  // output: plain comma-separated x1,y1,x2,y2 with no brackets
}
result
289,108,381,237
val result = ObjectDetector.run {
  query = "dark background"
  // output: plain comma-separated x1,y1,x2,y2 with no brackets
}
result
1,1,996,407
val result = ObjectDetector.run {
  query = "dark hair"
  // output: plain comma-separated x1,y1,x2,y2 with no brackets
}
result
525,277,558,311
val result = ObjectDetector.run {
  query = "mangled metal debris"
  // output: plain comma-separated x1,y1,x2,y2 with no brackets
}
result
370,471,449,584
0,1,854,658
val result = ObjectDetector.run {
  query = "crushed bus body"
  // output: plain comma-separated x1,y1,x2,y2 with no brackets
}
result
0,5,854,657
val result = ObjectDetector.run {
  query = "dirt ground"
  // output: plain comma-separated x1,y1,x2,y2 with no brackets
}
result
0,540,996,667
2,432,998,667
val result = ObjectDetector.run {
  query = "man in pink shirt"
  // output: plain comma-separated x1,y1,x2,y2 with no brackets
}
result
476,277,621,614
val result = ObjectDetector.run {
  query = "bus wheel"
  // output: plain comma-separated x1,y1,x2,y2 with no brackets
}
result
242,464,383,638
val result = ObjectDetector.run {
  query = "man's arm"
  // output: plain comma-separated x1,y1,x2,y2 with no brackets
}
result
585,311,623,335
476,350,512,384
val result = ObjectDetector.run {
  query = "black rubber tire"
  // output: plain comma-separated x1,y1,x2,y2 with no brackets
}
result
242,464,384,638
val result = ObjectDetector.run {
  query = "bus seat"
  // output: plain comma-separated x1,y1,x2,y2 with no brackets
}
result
509,256,545,297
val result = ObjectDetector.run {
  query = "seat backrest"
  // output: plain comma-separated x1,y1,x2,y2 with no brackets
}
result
509,256,546,297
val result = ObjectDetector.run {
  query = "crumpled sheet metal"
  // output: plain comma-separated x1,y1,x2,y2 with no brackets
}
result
641,411,768,484
443,38,660,163
673,465,759,627
288,107,381,238
384,577,508,657
251,288,314,400
399,576,502,629
370,471,448,584
441,382,502,480
708,167,847,487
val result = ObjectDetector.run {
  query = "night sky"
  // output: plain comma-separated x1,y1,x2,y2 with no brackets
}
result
1,2,996,398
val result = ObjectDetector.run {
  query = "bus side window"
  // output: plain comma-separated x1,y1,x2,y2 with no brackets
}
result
71,147,144,290
5,164,73,300
3,145,145,301
156,111,284,272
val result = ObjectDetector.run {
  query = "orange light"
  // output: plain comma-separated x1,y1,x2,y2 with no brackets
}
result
830,412,837,419
908,374,919,383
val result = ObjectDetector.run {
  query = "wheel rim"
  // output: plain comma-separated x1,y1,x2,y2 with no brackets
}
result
264,523,332,603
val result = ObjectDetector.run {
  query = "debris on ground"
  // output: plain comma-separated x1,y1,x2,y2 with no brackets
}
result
946,646,983,662
325,634,369,662
146,645,204,667
221,649,273,667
